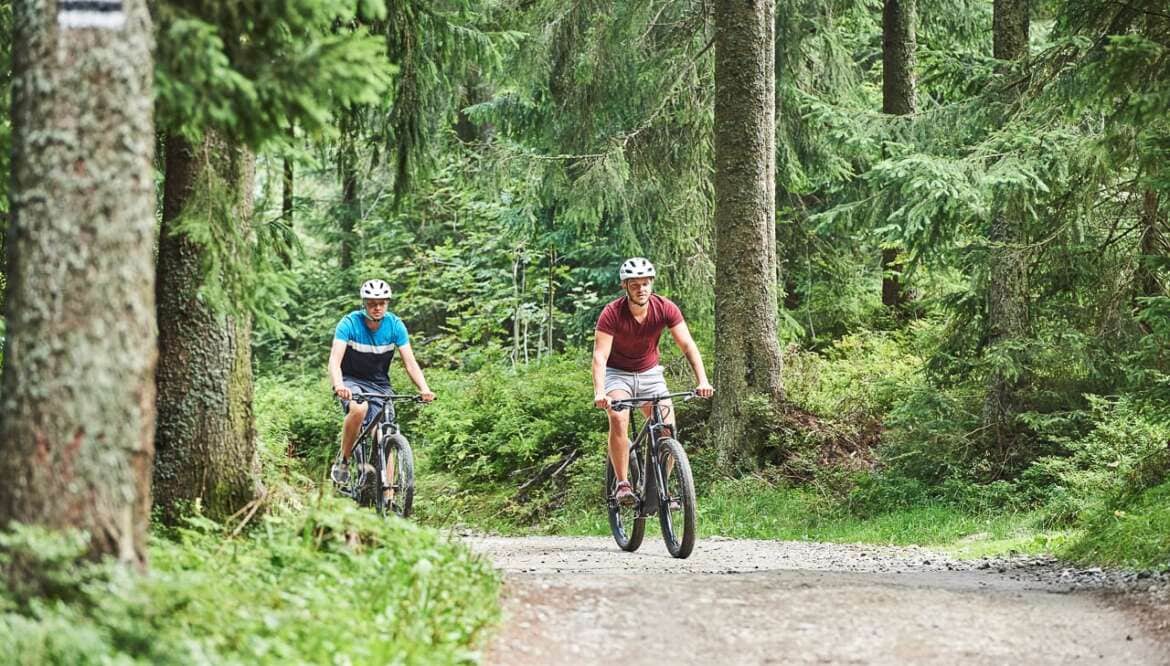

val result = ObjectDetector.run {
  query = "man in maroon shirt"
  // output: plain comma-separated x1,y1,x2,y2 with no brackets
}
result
592,257,714,506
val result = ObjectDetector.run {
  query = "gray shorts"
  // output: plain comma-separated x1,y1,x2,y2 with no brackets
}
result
604,365,670,399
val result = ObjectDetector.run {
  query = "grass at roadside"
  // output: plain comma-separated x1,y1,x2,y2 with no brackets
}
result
413,467,1070,560
548,477,1066,558
1,498,501,665
1060,482,1170,569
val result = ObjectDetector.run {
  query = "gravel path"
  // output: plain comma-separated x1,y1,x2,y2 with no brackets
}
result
464,535,1170,665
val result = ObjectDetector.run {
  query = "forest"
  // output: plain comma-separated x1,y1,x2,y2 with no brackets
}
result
1,0,1169,662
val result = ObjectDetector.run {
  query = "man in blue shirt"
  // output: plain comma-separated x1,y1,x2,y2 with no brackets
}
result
329,279,435,484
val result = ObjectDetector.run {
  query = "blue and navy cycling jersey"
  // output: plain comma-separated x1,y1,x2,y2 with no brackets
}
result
334,310,410,386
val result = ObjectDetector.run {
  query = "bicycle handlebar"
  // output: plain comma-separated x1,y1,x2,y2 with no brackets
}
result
349,391,426,403
609,391,697,412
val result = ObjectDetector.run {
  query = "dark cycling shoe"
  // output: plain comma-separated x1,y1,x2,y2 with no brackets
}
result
614,481,636,507
330,461,349,486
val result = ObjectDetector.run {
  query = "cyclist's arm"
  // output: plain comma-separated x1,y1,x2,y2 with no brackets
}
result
668,321,714,397
397,343,435,402
592,331,614,408
328,339,350,398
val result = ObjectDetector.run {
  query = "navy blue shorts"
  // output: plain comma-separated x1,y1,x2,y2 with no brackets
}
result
338,377,395,431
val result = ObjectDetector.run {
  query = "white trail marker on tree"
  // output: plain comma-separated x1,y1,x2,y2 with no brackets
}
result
58,0,125,29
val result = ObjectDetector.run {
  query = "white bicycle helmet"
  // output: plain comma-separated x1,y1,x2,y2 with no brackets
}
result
619,257,656,281
360,279,392,299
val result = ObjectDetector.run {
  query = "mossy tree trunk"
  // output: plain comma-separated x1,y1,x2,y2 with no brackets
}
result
881,0,917,309
712,0,785,472
154,132,260,522
1137,190,1166,301
0,0,155,565
982,0,1031,464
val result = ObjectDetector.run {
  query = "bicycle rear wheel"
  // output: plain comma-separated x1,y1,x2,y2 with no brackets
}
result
656,438,697,558
384,433,415,518
605,448,645,552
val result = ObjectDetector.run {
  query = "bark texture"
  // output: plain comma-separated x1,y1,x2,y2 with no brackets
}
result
282,156,294,224
1137,190,1166,301
712,0,785,471
983,0,1031,463
0,0,155,565
994,0,1030,62
154,132,260,522
881,0,917,308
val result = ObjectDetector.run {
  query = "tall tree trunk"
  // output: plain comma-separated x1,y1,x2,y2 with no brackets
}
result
713,0,785,471
454,68,494,144
0,0,155,565
881,0,917,308
1137,190,1166,301
993,0,1030,61
338,110,359,270
154,133,259,522
982,0,1030,465
283,156,294,223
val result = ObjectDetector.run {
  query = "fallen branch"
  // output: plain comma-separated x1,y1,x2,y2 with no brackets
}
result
515,448,581,503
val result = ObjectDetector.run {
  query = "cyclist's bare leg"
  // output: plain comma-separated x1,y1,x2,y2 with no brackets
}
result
606,389,633,482
339,401,369,460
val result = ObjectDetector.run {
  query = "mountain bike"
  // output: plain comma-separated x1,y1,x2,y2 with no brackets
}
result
337,392,421,518
605,392,698,558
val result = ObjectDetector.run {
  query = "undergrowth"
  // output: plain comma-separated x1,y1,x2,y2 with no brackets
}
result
0,500,500,665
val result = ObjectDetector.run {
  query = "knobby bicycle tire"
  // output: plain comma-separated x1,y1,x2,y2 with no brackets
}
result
372,439,387,517
656,438,697,559
385,433,415,518
605,448,645,552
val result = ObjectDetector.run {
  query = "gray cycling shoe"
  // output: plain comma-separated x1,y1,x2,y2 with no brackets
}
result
330,461,349,486
615,481,637,507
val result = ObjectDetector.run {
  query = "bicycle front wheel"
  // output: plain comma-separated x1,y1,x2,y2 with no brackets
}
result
657,438,697,559
372,440,387,517
384,433,415,518
348,442,378,508
605,451,645,552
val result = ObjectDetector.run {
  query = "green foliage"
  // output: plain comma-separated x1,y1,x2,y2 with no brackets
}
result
785,326,928,417
168,155,300,332
172,0,1170,576
153,0,395,328
254,375,340,474
1029,395,1170,527
0,504,499,664
1060,481,1170,569
254,150,620,375
420,356,600,482
155,0,393,146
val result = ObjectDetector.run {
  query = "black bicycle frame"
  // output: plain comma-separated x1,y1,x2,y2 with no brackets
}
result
350,392,421,443
611,392,694,510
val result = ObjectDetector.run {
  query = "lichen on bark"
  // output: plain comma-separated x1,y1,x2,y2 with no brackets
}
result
0,0,156,566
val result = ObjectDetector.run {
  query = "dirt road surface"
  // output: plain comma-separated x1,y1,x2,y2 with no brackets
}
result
465,535,1169,665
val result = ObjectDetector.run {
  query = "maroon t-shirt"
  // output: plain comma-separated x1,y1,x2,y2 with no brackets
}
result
596,295,684,372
